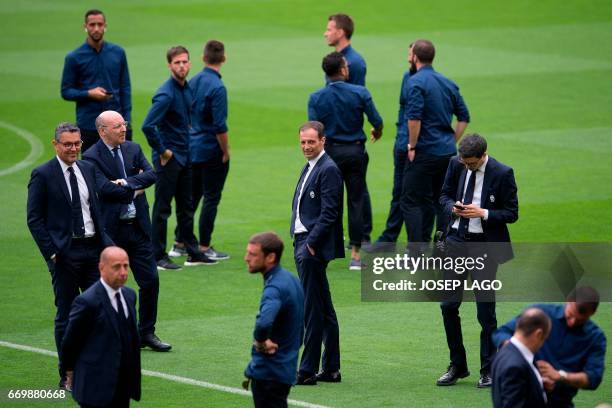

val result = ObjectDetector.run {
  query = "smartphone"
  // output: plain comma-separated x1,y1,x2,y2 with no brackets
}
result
453,204,466,211
105,91,114,98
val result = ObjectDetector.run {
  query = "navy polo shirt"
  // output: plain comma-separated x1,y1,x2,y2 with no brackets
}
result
245,265,305,385
142,77,192,167
405,65,470,156
493,304,606,407
61,41,131,131
189,67,228,164
394,71,411,152
308,80,383,143
341,44,367,86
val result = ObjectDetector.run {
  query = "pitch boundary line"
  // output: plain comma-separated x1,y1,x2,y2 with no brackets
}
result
0,120,43,177
0,340,331,408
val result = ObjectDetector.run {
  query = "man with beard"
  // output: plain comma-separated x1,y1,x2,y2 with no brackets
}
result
142,46,213,270
401,39,470,254
244,232,304,408
61,9,132,152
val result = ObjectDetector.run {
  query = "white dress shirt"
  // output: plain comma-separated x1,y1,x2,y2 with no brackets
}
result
294,150,325,234
100,278,129,318
56,156,95,237
452,155,489,233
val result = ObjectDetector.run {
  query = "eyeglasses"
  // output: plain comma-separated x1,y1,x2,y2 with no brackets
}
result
101,121,129,130
59,140,83,149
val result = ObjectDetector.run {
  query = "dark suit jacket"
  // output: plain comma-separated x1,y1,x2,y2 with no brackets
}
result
492,342,547,408
61,281,141,406
290,153,344,261
440,155,518,264
83,140,156,239
27,158,112,264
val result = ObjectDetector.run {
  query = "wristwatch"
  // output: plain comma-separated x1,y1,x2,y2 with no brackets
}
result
558,370,568,382
408,144,416,151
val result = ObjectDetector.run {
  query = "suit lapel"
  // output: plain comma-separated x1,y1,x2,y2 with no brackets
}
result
52,159,71,205
457,167,468,202
97,140,122,179
301,153,326,196
97,282,121,339
480,157,495,208
293,163,310,207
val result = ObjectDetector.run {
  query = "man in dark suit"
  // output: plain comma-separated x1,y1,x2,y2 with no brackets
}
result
83,110,171,351
61,246,141,407
27,122,113,388
290,121,344,385
492,307,551,408
436,133,519,388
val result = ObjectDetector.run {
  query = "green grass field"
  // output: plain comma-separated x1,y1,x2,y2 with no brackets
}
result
1,0,611,406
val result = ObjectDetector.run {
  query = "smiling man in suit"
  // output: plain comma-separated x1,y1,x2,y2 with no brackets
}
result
436,133,519,388
83,110,171,352
61,246,141,407
290,121,344,385
27,122,113,388
491,307,551,408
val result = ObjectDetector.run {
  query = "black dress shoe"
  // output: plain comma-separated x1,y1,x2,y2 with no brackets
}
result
477,374,492,388
296,372,317,385
436,365,470,386
141,333,172,352
316,370,342,383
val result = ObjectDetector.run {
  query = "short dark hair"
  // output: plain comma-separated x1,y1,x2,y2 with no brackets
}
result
249,232,284,264
567,286,600,314
204,40,225,65
54,122,80,141
84,9,105,22
299,121,325,139
322,52,346,77
516,307,552,337
167,46,189,63
329,14,354,39
412,39,435,64
458,133,487,159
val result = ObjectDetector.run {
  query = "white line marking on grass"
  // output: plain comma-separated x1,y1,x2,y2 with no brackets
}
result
0,340,331,408
0,120,43,177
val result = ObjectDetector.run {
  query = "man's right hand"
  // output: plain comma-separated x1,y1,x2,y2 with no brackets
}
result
65,371,74,391
222,150,230,164
160,149,173,166
88,87,111,102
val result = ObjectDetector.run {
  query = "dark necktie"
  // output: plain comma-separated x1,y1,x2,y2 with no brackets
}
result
67,167,85,238
458,169,477,237
115,292,127,322
112,147,131,218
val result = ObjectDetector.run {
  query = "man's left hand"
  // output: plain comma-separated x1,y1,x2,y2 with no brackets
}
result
254,339,279,354
456,203,485,218
536,360,561,381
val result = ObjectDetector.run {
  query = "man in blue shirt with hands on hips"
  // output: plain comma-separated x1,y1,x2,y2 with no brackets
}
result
142,46,214,270
244,231,304,408
308,52,383,270
61,9,132,152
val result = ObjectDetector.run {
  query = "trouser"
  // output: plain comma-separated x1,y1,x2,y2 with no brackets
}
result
113,221,160,337
294,234,340,375
362,149,372,242
325,142,366,248
52,237,101,376
251,379,291,408
439,230,498,375
151,156,199,259
181,155,229,247
401,152,452,247
377,148,408,243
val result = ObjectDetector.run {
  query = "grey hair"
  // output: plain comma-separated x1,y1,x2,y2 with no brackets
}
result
54,122,80,141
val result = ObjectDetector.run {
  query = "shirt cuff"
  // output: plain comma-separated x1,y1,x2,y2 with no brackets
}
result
483,209,489,220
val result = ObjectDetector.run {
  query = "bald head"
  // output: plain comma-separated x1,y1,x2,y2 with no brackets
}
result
95,110,127,147
99,246,129,289
515,307,551,352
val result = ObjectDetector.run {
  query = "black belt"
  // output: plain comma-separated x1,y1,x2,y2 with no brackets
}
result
71,235,97,245
326,140,363,145
464,232,485,241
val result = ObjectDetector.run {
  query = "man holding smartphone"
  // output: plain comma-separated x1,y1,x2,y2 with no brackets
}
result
61,9,132,152
436,133,519,388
